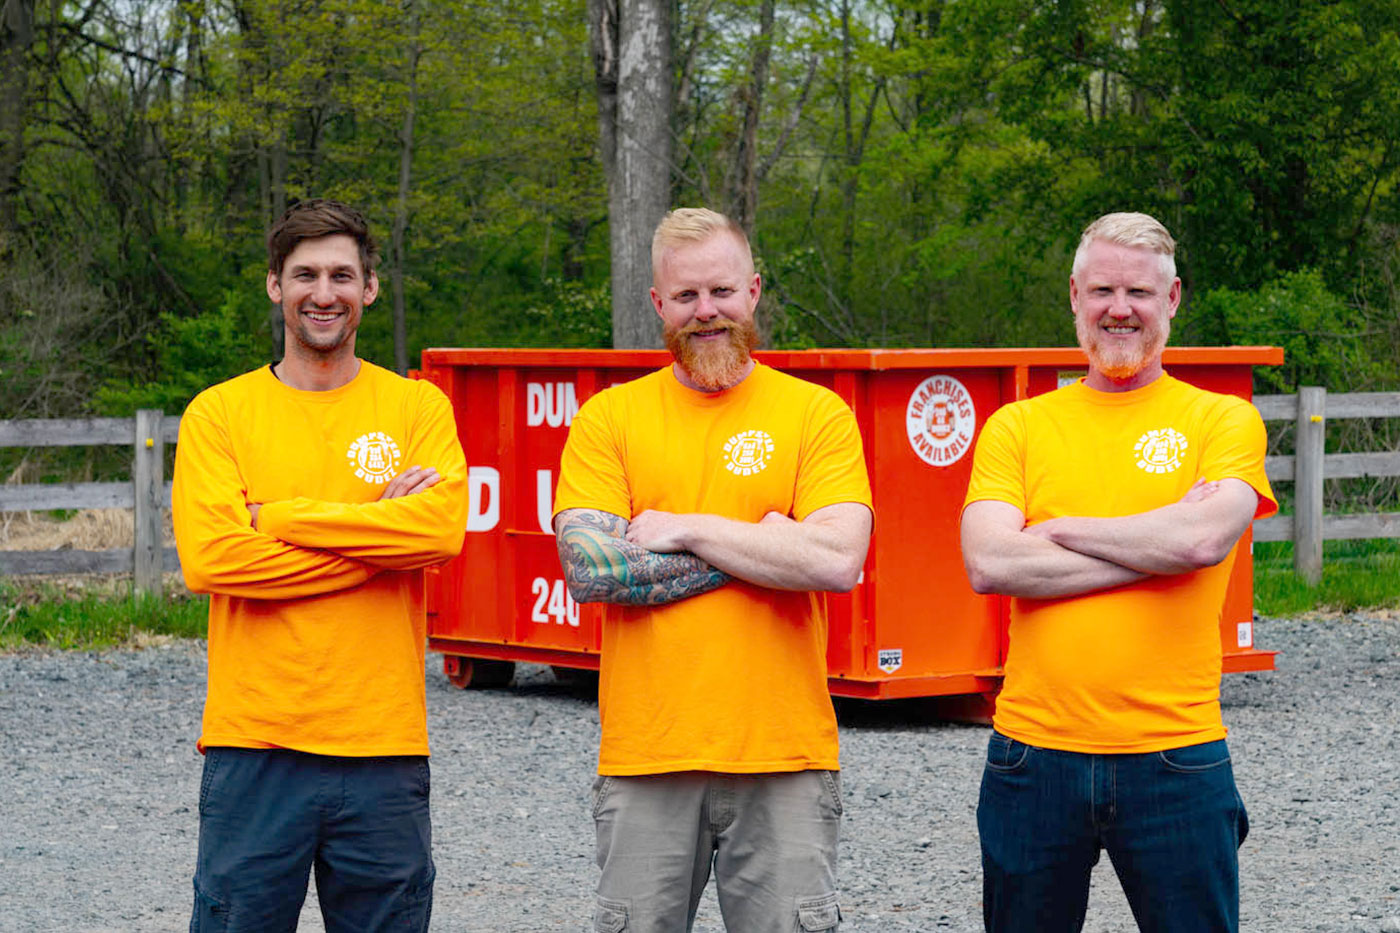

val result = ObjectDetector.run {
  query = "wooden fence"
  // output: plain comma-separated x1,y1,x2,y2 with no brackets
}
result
1,388,1398,593
0,411,180,595
1252,388,1400,583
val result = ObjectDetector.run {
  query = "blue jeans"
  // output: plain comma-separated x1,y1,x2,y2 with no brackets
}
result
977,731,1248,933
189,747,434,932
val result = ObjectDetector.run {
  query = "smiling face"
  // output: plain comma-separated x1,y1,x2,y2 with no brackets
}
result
1070,238,1181,392
266,234,378,364
651,231,762,392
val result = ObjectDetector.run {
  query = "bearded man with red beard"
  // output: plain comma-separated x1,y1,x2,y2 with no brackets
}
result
959,212,1278,933
552,208,873,933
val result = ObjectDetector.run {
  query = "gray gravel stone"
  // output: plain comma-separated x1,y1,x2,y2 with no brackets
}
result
0,613,1397,931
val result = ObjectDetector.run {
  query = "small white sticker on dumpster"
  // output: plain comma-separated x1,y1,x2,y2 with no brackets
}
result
1237,621,1253,648
906,375,976,467
878,649,903,674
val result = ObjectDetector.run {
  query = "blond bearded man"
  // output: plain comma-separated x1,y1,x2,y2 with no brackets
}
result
960,212,1277,932
552,208,873,933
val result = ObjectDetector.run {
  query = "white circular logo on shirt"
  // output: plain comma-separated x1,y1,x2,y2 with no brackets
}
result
347,432,402,484
1134,428,1188,474
906,375,976,467
723,430,775,476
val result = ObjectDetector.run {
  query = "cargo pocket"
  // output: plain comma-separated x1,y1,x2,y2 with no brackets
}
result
594,896,628,932
190,881,229,932
797,892,841,931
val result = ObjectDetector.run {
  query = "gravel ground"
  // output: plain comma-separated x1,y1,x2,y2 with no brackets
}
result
1,613,1397,932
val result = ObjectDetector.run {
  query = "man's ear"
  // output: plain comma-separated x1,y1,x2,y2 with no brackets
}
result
267,269,282,304
363,270,379,306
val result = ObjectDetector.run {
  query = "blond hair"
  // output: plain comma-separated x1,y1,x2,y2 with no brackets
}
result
1072,212,1176,280
651,208,752,279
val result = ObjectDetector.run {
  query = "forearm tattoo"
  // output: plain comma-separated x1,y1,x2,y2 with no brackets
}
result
555,510,730,605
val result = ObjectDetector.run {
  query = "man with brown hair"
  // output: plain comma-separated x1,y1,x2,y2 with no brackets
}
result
173,198,467,931
960,211,1277,931
553,207,873,932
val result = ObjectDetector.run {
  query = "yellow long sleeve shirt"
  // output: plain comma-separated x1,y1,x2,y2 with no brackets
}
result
172,361,467,756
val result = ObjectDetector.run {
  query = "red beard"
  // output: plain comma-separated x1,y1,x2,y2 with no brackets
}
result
664,317,760,391
1076,313,1169,381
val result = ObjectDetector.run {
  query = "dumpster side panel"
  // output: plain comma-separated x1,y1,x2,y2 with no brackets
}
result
859,369,1002,683
420,348,1278,700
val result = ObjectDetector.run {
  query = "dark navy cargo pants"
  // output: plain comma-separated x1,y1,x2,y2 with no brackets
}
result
190,747,434,932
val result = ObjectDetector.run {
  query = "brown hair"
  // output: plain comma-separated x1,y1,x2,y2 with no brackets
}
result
267,199,380,277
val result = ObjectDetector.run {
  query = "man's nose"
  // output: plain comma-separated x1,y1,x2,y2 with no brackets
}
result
311,275,336,306
1106,291,1132,317
693,294,719,320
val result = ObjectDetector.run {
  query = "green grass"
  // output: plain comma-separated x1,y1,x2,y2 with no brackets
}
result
0,580,208,651
1253,538,1400,616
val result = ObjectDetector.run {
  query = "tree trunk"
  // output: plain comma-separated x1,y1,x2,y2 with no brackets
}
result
0,0,34,246
727,0,774,237
391,2,421,375
590,0,672,349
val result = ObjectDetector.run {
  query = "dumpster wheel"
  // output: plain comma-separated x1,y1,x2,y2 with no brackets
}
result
443,655,515,689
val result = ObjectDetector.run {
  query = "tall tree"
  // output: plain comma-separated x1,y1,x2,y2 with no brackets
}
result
0,0,33,244
590,0,672,348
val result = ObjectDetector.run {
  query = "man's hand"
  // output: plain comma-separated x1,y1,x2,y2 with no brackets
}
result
246,466,440,532
1180,476,1221,504
1025,477,1223,543
380,465,441,500
625,510,692,553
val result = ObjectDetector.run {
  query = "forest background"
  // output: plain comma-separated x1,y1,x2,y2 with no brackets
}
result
1,0,1398,423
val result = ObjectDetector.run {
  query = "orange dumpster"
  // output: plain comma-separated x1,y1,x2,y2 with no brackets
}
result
418,346,1282,711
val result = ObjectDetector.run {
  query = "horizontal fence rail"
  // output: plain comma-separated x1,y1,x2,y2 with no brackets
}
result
1,411,180,595
1252,388,1400,583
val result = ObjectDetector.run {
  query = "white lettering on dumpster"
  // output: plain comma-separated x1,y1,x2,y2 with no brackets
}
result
1237,621,1252,648
526,382,579,428
531,577,580,627
466,466,500,532
905,375,976,467
537,469,555,533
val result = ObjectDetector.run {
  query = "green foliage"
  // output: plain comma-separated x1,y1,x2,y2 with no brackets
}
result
1191,270,1384,394
93,291,269,415
1253,539,1400,616
3,0,1399,418
0,583,209,651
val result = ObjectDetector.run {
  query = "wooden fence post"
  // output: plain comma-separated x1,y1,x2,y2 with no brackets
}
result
1294,387,1326,584
133,409,164,597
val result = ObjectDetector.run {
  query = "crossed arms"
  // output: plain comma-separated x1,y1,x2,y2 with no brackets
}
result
554,503,873,606
960,478,1261,600
174,406,466,601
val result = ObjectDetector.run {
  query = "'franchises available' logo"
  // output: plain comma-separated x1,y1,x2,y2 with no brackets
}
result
723,430,775,476
1134,427,1188,474
906,375,976,467
347,431,402,484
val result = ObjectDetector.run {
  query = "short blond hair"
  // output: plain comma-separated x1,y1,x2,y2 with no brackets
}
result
651,208,752,279
1072,212,1176,280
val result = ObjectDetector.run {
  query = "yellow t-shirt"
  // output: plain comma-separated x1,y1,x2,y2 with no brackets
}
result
553,363,873,776
963,375,1277,753
172,361,468,757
